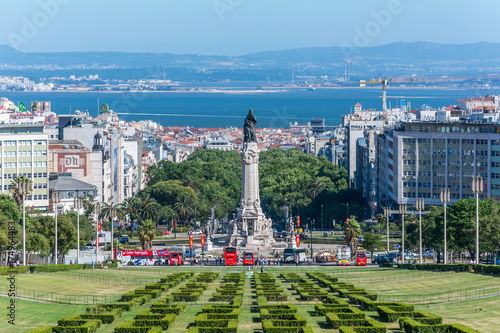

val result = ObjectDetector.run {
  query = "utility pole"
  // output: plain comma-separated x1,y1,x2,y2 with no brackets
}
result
472,177,483,264
384,207,391,255
399,203,407,262
415,198,425,264
440,189,450,264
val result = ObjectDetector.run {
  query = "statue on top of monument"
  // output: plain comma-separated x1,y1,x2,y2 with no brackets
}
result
243,109,257,143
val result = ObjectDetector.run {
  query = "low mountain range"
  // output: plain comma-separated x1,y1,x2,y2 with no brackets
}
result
1,41,499,81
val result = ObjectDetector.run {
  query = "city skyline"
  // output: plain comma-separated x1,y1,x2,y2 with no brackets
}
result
2,0,500,55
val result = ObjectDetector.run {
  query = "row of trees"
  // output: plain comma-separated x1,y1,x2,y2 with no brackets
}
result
346,198,500,262
0,194,96,265
145,148,365,229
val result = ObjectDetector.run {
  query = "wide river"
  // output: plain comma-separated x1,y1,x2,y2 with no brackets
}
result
1,87,493,128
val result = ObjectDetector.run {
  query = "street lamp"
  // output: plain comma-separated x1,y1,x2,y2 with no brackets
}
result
415,198,425,264
94,202,101,265
19,180,32,266
384,207,391,255
440,189,450,264
399,203,407,262
74,197,83,264
51,190,61,265
472,176,483,264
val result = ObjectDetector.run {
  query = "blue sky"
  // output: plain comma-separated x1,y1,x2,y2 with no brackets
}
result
2,0,500,55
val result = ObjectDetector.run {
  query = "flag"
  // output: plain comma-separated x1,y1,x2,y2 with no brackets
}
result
201,234,205,247
296,233,300,247
18,102,26,112
189,234,193,248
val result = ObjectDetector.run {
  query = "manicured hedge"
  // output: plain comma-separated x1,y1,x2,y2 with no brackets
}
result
399,318,480,333
54,316,102,333
338,319,387,333
152,296,173,305
315,302,350,315
186,321,238,333
114,320,163,333
80,308,122,324
348,295,411,311
260,305,297,319
150,304,186,315
377,306,436,323
92,302,136,312
325,308,366,328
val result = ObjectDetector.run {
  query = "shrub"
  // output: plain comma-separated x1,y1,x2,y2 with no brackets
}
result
338,318,387,333
376,305,420,322
53,318,101,333
92,302,136,312
325,308,366,328
80,308,122,324
150,304,186,315
114,320,163,333
399,318,480,333
315,303,350,315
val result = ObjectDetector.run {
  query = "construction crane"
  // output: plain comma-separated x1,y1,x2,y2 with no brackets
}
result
360,74,498,112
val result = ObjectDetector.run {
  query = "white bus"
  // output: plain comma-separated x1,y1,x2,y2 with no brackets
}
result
283,248,307,263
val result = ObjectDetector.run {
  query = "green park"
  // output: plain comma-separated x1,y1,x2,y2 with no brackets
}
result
0,149,500,332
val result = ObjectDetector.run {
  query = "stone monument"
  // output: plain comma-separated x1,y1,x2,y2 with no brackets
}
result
226,110,274,248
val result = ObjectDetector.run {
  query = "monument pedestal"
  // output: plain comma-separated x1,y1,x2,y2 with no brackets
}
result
226,142,274,249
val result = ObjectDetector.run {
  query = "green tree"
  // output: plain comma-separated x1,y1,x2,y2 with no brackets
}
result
344,215,362,260
174,191,197,227
136,193,159,223
362,232,382,258
138,219,156,250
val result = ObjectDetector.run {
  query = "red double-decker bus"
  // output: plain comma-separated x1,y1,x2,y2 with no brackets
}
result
224,247,238,265
243,252,255,265
116,249,170,266
356,252,367,266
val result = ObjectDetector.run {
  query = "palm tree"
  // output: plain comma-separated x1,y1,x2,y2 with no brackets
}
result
174,192,196,227
122,197,139,221
344,215,362,261
10,175,33,210
138,219,156,250
136,193,159,223
306,177,327,200
99,202,121,229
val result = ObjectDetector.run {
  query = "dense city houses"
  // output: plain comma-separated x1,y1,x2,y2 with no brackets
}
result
0,94,499,220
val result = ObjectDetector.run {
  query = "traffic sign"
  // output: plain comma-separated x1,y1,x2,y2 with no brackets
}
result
374,245,378,249
395,244,400,249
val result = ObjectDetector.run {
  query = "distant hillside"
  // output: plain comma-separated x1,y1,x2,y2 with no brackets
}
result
242,42,500,62
1,42,500,81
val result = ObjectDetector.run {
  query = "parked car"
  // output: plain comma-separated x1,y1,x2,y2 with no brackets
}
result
299,233,308,240
190,230,202,235
372,254,392,265
336,236,345,241
118,236,129,244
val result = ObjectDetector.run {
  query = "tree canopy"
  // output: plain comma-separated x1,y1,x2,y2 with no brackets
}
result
145,148,363,229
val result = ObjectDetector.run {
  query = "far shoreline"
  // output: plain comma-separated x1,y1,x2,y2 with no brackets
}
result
0,85,472,94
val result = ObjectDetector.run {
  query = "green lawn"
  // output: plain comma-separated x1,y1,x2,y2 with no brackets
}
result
365,272,500,296
1,266,498,332
416,296,500,332
0,297,87,333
